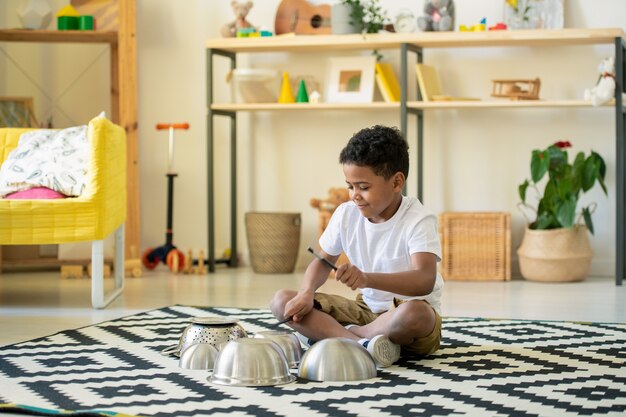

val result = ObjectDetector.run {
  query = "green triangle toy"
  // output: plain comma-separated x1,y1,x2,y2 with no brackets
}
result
296,79,309,103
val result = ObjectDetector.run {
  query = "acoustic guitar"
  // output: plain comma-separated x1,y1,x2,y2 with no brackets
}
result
275,0,331,35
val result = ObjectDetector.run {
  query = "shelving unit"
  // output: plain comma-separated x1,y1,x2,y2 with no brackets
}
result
0,0,139,266
206,28,625,285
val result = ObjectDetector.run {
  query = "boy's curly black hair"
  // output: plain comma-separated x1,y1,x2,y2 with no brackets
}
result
339,125,409,180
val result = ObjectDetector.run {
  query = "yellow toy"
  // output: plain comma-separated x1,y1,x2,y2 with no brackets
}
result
278,72,295,103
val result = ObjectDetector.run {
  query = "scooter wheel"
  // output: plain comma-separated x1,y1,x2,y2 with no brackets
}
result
142,247,160,270
166,249,185,273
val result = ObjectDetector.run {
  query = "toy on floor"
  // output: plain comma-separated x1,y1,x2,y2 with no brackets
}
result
221,0,256,38
142,123,189,272
417,0,455,32
60,265,84,279
124,245,143,278
491,78,541,100
584,56,616,106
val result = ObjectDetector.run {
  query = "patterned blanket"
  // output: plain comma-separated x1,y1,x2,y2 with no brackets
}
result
0,306,624,417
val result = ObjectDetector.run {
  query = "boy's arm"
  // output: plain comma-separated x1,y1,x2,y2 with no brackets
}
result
284,250,340,322
335,252,437,296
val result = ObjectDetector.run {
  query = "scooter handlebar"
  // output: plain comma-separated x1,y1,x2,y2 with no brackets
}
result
156,123,190,130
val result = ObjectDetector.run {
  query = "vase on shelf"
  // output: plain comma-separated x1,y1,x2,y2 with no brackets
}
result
503,0,543,30
331,3,362,34
17,0,52,30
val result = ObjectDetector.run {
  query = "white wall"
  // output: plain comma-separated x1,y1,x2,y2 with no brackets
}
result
1,0,625,276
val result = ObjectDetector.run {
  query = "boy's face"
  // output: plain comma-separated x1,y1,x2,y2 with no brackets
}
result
343,163,404,224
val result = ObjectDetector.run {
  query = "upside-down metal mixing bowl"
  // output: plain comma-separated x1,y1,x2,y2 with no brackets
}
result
209,338,296,386
179,343,219,370
254,330,302,368
298,338,377,382
161,316,248,357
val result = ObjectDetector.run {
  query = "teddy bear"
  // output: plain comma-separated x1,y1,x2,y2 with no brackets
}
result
220,0,255,38
417,0,455,32
310,187,350,274
584,56,616,107
310,187,350,237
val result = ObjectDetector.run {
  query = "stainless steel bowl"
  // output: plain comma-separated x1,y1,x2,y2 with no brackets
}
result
298,338,377,381
161,316,247,357
254,330,302,368
179,343,219,370
209,338,296,386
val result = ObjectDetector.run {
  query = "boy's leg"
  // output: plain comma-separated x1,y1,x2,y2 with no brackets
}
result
270,290,363,342
346,299,440,355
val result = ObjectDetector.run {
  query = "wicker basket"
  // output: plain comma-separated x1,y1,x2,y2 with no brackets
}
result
517,226,592,282
245,212,301,274
438,212,511,281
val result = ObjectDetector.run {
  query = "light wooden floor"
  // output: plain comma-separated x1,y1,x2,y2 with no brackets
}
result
1,268,625,346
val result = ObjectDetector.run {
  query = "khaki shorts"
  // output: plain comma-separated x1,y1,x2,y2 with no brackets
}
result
313,292,441,356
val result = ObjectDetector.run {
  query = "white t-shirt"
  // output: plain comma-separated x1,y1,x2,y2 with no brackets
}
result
319,195,444,314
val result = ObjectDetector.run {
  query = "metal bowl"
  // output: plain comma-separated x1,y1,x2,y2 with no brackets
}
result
179,343,219,370
161,316,247,357
298,338,377,381
254,330,302,368
209,338,296,386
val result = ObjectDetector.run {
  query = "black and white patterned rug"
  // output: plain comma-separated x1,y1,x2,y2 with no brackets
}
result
0,305,625,417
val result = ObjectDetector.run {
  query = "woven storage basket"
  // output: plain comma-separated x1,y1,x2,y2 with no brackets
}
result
245,212,301,273
517,225,592,282
438,212,511,281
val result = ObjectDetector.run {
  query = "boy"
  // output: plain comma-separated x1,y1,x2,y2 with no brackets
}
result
270,125,443,367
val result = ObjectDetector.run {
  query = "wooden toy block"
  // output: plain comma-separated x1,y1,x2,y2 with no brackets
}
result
183,249,194,274
124,259,142,278
61,265,84,279
196,250,207,274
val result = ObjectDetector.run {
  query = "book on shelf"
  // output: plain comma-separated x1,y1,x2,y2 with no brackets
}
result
375,62,401,102
415,63,481,102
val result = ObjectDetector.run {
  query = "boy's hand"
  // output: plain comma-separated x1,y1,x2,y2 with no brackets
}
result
335,264,369,290
284,291,314,323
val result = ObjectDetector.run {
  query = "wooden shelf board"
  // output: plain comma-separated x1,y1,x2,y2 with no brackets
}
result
0,29,117,44
206,28,625,53
410,28,624,48
211,102,400,111
408,99,615,109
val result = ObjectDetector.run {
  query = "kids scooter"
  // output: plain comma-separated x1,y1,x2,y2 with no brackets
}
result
142,122,189,272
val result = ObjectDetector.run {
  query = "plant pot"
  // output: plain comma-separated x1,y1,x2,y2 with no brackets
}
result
517,226,593,282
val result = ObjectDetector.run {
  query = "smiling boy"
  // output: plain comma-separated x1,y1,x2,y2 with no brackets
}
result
270,125,443,367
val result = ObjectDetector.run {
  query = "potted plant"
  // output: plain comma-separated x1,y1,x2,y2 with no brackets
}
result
517,140,607,282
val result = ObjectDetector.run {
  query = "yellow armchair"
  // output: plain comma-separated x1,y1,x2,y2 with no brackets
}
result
0,116,126,308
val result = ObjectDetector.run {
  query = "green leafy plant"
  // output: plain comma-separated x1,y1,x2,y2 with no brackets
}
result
340,0,388,34
518,141,607,234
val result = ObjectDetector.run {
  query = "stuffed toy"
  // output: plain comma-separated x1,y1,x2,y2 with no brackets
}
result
220,0,255,38
310,187,350,274
417,0,455,32
584,56,616,107
310,187,349,237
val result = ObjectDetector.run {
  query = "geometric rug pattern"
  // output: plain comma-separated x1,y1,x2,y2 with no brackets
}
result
1,305,625,417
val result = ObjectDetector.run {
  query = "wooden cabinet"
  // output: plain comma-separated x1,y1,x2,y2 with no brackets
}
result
0,0,139,265
206,29,625,283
